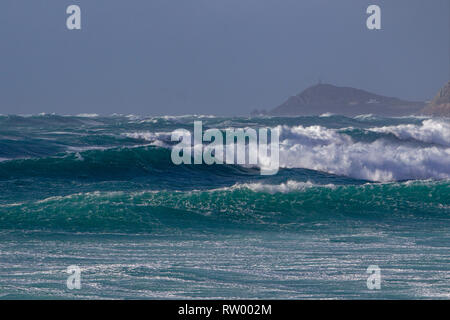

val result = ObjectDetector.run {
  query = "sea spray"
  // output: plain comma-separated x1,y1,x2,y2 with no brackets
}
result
170,121,280,175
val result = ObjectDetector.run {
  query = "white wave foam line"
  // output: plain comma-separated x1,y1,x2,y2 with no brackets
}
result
319,112,336,117
0,202,25,208
123,131,174,141
124,131,158,141
137,114,217,123
35,191,126,204
64,144,162,159
232,180,335,194
278,124,351,146
66,146,108,153
123,131,174,147
76,113,99,118
277,124,450,182
369,119,450,147
354,114,376,120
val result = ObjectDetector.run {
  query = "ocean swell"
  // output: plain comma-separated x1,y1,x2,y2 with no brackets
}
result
0,180,448,232
1,115,449,183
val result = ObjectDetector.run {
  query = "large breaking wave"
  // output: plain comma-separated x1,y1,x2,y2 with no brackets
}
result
276,121,450,181
1,116,449,182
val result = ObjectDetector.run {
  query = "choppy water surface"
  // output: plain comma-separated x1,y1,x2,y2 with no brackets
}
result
0,114,449,299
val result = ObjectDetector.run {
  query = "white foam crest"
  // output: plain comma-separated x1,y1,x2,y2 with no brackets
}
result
123,131,177,148
128,124,450,182
76,113,99,118
369,119,450,147
124,132,158,141
278,126,450,181
35,190,127,204
278,124,351,146
138,114,217,123
232,180,334,193
66,146,108,152
353,113,378,120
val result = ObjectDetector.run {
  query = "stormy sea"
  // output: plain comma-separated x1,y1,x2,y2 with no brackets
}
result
0,113,449,299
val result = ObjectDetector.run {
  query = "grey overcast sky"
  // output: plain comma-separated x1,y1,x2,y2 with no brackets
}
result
0,0,448,115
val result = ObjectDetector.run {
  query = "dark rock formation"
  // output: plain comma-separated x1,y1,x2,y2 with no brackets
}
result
269,83,424,117
421,81,450,117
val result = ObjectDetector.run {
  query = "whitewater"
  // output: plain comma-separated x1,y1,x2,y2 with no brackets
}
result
0,114,449,299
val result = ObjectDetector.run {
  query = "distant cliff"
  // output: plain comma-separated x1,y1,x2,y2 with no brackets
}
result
269,84,424,117
421,81,450,117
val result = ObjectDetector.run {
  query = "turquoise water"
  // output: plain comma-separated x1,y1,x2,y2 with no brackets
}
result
0,114,449,299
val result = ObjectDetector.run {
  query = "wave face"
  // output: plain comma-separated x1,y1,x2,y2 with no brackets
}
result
1,180,448,232
0,114,449,231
